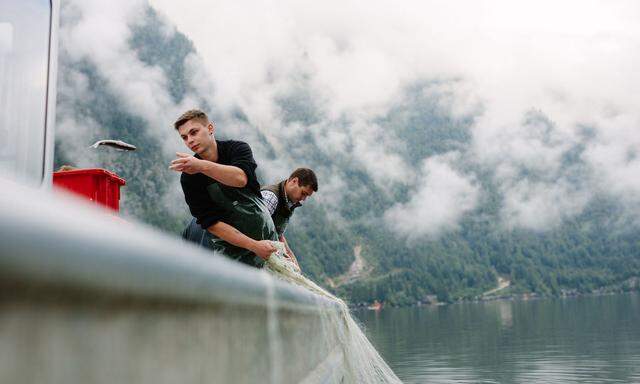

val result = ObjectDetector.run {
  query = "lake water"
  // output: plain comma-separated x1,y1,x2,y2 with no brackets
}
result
354,293,640,383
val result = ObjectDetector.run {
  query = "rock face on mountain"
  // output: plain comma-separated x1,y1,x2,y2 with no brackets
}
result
55,2,640,306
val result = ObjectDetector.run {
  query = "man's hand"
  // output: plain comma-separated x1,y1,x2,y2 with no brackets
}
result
251,240,277,260
281,236,301,272
209,222,276,261
169,153,204,174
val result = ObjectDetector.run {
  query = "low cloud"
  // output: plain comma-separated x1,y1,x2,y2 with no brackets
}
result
500,180,591,231
384,155,479,238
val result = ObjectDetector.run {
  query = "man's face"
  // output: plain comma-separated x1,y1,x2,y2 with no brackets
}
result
287,177,314,204
177,119,214,155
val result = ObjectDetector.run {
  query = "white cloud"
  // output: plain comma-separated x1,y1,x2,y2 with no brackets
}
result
583,112,640,204
384,155,479,238
501,180,591,231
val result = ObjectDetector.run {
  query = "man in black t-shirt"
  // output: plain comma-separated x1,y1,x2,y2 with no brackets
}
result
170,109,277,267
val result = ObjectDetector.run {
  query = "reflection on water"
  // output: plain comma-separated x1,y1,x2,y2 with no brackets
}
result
354,293,640,384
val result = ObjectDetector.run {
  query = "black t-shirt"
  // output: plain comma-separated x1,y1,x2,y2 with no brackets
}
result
180,140,260,229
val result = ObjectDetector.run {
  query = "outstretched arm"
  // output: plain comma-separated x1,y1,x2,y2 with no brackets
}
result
170,153,247,187
209,221,276,260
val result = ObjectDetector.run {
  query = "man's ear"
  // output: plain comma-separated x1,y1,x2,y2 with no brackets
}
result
290,177,299,186
208,122,215,135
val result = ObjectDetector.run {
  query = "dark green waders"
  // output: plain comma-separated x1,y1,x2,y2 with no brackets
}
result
182,183,278,268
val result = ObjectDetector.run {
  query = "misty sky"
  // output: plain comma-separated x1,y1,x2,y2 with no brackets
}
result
58,0,640,237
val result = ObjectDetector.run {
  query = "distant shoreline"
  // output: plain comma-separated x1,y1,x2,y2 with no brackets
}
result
349,284,640,310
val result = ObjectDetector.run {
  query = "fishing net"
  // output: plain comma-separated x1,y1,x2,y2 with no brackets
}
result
265,242,402,384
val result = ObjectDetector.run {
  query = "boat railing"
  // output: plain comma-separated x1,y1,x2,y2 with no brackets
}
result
0,178,345,384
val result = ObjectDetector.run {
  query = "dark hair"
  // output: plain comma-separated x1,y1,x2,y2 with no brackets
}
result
174,109,209,130
289,168,318,191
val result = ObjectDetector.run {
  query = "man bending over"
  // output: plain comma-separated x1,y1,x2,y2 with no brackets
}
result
261,168,318,271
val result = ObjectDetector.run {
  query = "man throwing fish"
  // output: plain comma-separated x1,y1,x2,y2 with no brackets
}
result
170,109,277,267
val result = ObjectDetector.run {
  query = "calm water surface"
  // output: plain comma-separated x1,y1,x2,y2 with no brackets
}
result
354,293,640,384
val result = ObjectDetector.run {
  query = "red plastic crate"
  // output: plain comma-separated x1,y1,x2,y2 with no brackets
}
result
53,168,126,212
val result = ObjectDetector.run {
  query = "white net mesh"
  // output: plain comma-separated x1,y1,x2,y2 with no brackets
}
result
265,242,402,384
